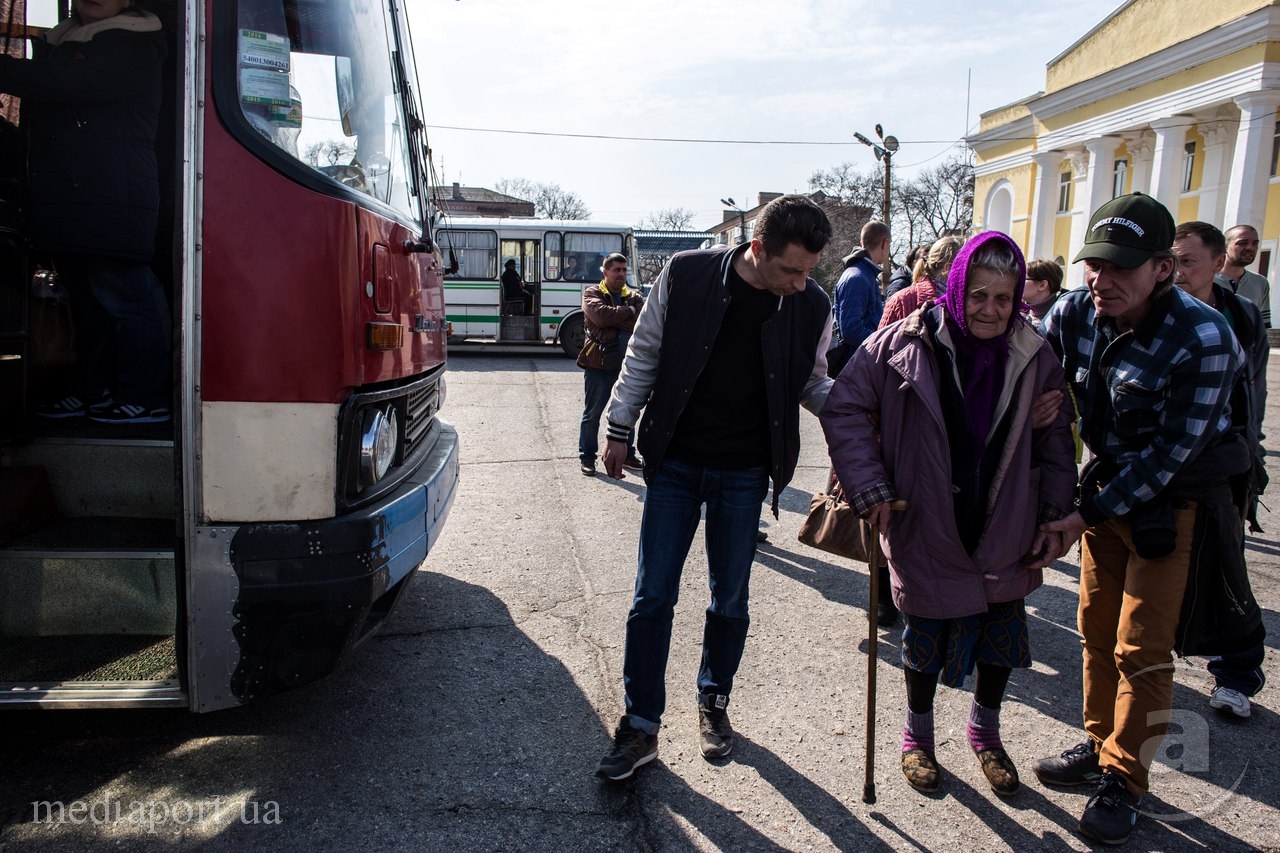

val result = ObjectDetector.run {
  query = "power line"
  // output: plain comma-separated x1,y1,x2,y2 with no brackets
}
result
426,123,981,147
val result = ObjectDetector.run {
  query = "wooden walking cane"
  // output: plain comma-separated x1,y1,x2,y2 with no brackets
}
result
863,499,908,805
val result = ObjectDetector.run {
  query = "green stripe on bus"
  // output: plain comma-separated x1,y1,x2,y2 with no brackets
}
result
446,315,558,326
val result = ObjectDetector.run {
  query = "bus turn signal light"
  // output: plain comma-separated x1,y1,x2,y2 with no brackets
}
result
366,322,404,350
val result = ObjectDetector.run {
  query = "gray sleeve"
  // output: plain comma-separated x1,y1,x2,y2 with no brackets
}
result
800,313,835,415
606,263,669,429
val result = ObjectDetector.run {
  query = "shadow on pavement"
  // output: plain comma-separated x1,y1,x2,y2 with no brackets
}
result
0,572,792,851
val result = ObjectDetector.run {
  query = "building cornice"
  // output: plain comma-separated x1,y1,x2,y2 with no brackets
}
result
968,113,1037,151
1037,61,1280,151
1033,6,1280,121
974,147,1048,178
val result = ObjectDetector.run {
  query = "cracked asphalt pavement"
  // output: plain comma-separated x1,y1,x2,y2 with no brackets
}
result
1,349,1278,851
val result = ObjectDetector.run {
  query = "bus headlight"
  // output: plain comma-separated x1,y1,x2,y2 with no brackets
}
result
359,405,399,487
437,375,447,411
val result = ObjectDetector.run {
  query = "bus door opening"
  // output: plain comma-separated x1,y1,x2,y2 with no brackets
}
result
0,0,185,706
499,238,539,342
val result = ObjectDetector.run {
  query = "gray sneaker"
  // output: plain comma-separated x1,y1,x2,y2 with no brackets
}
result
596,718,657,781
698,693,734,760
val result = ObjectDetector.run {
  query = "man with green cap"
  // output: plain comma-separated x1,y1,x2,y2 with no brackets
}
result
1031,193,1259,845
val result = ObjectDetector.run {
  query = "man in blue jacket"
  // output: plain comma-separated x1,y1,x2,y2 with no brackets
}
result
833,221,890,351
594,195,834,781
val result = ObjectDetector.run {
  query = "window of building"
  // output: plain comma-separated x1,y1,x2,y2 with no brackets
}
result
1271,121,1280,177
1112,158,1128,198
1057,170,1072,213
1182,141,1196,193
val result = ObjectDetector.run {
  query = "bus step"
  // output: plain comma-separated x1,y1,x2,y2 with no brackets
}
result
0,680,187,709
0,516,175,558
0,517,177,636
0,635,177,683
3,436,174,519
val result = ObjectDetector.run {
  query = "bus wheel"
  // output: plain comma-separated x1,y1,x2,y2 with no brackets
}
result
559,315,585,357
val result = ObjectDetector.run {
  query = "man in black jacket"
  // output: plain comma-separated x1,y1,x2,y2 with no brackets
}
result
1170,221,1268,721
594,195,834,781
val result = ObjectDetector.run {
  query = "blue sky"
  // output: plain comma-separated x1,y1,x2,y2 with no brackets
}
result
413,1,1125,229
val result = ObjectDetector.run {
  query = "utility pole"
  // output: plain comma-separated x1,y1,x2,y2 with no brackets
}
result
854,126,900,290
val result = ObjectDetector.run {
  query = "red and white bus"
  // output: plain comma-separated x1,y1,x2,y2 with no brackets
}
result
0,0,458,710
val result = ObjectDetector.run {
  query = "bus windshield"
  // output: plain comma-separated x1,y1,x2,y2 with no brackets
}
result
234,0,420,221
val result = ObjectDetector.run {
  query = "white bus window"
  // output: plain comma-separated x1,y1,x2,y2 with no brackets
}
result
235,0,419,221
564,233,624,283
439,229,497,279
544,232,563,280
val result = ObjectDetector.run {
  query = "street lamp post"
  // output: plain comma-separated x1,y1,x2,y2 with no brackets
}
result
720,197,746,245
854,125,900,290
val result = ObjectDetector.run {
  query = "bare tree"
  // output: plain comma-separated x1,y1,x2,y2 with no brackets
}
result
495,178,591,220
638,207,697,230
809,155,975,277
899,157,974,242
811,197,874,295
304,140,357,167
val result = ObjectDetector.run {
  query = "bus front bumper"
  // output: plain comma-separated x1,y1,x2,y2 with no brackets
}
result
225,422,459,701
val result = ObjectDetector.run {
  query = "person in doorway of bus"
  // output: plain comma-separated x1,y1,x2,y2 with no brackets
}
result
501,259,534,316
0,0,171,424
577,252,643,477
593,195,835,781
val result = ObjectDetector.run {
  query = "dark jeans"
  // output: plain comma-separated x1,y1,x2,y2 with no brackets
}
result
1207,644,1266,696
579,366,632,464
61,254,170,407
622,458,769,733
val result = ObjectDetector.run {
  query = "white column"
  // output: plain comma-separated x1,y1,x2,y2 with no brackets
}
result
1083,136,1122,218
1148,116,1188,211
1125,132,1155,195
1028,151,1063,262
1196,109,1238,225
1223,92,1280,230
1065,151,1091,288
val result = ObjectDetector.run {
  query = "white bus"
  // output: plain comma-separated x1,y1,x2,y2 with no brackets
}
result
437,217,636,356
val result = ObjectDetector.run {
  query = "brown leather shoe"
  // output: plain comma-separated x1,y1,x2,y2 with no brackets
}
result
975,747,1020,796
901,748,940,792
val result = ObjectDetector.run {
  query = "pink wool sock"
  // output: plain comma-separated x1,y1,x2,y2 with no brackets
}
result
966,699,1003,752
902,708,935,753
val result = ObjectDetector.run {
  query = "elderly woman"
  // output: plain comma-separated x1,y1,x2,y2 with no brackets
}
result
820,231,1076,796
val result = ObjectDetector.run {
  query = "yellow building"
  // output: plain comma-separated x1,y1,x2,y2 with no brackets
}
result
968,0,1280,317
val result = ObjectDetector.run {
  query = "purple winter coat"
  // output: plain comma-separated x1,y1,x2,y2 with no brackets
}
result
819,304,1077,620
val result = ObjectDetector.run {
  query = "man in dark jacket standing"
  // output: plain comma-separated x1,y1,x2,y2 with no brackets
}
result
1034,194,1258,846
0,0,171,424
1170,220,1268,721
594,195,834,781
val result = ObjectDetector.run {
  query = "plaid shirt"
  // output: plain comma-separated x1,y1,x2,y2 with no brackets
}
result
1041,287,1244,524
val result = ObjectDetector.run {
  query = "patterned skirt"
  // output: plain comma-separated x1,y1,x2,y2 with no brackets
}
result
901,599,1031,688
